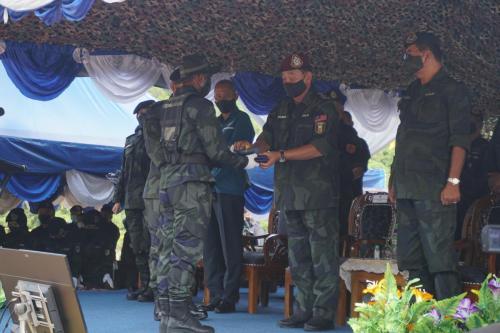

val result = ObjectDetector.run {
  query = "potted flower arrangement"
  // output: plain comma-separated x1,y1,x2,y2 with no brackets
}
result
348,264,500,332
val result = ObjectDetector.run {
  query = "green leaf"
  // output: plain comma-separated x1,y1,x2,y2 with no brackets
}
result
433,292,466,317
466,313,487,330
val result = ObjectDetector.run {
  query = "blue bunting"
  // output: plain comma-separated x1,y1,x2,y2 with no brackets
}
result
244,185,273,215
1,0,96,26
0,41,82,101
1,173,62,202
232,72,342,115
0,136,123,175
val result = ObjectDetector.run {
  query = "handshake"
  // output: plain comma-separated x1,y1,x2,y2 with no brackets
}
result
232,141,271,169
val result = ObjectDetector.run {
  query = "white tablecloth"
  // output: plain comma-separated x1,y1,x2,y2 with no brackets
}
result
339,258,408,292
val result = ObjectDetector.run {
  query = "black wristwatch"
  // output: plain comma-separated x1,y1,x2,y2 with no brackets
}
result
279,150,286,163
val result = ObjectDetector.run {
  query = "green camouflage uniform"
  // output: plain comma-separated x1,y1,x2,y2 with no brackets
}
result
114,127,151,289
260,89,340,320
158,86,248,299
392,69,471,299
143,104,167,293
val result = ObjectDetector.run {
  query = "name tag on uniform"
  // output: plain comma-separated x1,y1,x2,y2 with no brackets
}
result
314,114,327,135
301,113,310,118
424,92,435,96
277,115,287,119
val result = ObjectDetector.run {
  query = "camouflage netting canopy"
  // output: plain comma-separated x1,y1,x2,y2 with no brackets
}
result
0,0,498,115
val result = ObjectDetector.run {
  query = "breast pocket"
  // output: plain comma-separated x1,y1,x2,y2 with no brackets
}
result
293,121,314,146
418,95,446,124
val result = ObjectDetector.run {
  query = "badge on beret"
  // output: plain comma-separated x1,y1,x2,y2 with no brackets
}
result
405,32,417,45
329,91,338,100
290,54,303,69
314,114,327,135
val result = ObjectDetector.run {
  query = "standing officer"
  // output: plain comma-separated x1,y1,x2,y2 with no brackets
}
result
203,79,255,313
112,100,153,301
157,54,251,333
235,53,340,331
389,32,471,300
456,113,489,240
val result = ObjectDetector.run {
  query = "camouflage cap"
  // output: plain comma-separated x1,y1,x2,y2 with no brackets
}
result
170,53,221,82
280,53,312,72
133,100,155,114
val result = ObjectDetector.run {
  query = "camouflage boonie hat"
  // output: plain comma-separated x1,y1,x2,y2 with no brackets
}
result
170,53,221,82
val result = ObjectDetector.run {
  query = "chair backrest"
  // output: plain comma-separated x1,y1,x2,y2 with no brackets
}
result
349,192,395,241
466,194,500,268
347,192,396,258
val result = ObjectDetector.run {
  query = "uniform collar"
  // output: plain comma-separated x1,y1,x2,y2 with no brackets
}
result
288,88,316,108
218,109,238,122
175,86,199,96
421,67,448,89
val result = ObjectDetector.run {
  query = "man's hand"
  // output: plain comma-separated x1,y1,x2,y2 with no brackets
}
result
388,185,396,204
488,172,500,194
346,144,357,155
352,167,364,180
233,140,253,151
112,202,122,214
258,151,280,169
440,183,461,206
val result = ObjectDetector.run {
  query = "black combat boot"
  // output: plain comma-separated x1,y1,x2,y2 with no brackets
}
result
189,299,208,320
167,297,214,333
137,287,155,302
278,309,312,328
158,296,169,333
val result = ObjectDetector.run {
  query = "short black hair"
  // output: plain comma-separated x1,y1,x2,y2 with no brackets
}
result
413,32,443,62
215,79,236,92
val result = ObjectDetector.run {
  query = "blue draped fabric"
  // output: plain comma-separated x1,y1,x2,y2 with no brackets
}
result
0,41,82,101
232,72,342,115
363,169,386,190
0,173,62,202
1,0,96,25
0,136,123,175
245,166,274,214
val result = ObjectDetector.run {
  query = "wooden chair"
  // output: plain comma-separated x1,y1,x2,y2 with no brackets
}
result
457,194,500,299
345,192,396,258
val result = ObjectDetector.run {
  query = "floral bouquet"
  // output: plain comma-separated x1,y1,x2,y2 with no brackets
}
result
348,264,500,332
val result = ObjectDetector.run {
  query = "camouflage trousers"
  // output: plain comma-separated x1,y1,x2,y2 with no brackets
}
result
124,209,151,289
157,182,212,298
143,198,161,291
396,199,460,299
285,207,339,320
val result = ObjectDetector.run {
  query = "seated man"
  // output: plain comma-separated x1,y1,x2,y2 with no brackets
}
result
0,223,5,247
100,203,120,263
30,201,56,251
487,120,500,194
4,208,32,250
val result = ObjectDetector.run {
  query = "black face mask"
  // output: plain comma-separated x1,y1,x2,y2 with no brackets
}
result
216,100,237,114
198,76,211,97
402,54,423,78
284,80,307,98
39,214,51,226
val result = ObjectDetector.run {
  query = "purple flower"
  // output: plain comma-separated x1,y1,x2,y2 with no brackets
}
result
488,278,500,298
454,298,478,320
426,309,441,323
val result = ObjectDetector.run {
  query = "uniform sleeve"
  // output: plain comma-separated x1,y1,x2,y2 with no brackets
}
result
143,106,166,167
309,102,339,157
233,112,255,143
112,147,126,203
447,83,471,150
353,137,371,171
259,108,276,148
190,100,248,168
487,120,500,172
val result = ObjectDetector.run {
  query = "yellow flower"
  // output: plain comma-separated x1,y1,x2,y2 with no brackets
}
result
471,289,480,296
412,288,433,302
363,279,384,295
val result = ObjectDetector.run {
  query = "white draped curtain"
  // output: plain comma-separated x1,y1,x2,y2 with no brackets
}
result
74,48,172,103
344,89,400,154
0,0,124,9
0,189,22,214
64,170,114,207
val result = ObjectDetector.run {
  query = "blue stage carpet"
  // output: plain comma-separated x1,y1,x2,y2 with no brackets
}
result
78,289,353,333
